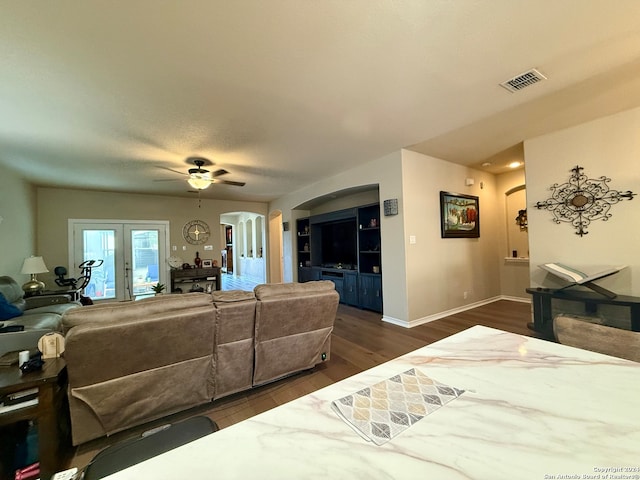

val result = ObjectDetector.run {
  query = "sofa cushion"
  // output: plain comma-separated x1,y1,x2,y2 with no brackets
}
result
212,290,255,303
64,301,216,445
25,303,80,317
254,280,335,299
4,312,62,331
62,292,212,332
252,281,338,385
0,292,23,320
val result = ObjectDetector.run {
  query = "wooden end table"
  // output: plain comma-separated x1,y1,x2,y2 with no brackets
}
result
0,357,68,479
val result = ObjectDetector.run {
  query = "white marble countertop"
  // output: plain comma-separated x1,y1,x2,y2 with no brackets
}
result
104,325,640,479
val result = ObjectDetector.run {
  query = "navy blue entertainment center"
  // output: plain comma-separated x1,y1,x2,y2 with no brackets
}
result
296,203,382,312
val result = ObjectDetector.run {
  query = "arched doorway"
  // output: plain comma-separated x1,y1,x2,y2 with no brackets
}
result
219,211,266,290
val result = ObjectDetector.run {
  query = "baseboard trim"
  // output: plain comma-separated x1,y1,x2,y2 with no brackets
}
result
500,295,531,304
381,315,406,327
382,295,531,328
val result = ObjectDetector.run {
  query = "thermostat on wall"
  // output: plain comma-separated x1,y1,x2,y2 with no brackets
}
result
383,198,398,216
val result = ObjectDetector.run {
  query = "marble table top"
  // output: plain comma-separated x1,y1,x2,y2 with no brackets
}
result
104,325,640,479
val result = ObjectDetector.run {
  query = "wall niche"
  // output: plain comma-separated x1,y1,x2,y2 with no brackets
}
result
506,185,529,259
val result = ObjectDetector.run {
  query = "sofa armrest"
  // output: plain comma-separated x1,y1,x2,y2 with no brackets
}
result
24,294,71,309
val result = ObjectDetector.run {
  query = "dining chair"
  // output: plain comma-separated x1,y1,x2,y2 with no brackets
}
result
553,314,640,362
81,416,218,480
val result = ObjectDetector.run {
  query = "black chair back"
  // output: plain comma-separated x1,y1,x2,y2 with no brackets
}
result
82,416,218,479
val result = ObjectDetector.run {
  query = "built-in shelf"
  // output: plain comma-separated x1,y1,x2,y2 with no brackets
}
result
504,257,529,264
296,218,311,268
295,203,382,313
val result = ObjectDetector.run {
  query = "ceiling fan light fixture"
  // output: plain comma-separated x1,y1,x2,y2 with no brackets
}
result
187,175,212,190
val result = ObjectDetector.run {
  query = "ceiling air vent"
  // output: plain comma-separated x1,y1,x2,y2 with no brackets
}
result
500,68,547,93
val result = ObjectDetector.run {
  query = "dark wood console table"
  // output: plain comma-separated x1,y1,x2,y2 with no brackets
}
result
527,287,640,339
170,267,221,293
25,288,81,302
0,358,68,479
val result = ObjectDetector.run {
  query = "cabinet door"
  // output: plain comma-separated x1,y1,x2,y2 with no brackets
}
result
343,272,358,306
359,274,382,312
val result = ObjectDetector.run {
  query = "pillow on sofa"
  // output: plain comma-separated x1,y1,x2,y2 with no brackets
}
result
0,292,23,320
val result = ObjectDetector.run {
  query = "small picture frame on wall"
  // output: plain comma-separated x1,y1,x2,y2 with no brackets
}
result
440,191,480,238
202,259,213,268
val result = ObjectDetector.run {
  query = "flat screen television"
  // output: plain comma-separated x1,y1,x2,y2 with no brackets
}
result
320,220,357,268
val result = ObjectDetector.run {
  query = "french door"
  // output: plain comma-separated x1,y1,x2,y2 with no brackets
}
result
69,220,169,301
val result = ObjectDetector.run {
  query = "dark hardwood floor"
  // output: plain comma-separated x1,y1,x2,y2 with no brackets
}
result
69,299,540,470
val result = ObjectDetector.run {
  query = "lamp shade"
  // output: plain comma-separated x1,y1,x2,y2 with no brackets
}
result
21,256,49,274
21,256,49,293
187,175,212,190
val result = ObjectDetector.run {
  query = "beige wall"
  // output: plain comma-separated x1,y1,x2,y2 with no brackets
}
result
400,150,501,324
0,168,37,280
36,187,267,287
525,106,640,295
309,189,380,216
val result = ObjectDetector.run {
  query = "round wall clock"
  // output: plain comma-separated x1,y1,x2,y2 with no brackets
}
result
167,256,183,269
182,219,211,245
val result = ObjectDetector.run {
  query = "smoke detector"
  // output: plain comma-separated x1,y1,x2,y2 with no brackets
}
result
500,68,547,93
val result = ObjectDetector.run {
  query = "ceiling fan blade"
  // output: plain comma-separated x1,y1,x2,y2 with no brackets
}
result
212,179,246,187
153,178,182,182
188,167,210,175
209,169,229,178
156,166,188,176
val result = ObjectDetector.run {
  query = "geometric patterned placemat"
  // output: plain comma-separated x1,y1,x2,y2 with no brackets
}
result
331,368,464,445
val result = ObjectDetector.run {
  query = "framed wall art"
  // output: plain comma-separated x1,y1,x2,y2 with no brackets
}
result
440,191,480,238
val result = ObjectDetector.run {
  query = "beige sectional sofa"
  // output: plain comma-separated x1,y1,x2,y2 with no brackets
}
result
62,281,339,445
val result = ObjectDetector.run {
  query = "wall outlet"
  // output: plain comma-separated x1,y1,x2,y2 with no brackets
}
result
463,291,468,299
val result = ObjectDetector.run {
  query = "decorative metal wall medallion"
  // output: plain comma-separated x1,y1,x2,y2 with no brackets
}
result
534,165,635,236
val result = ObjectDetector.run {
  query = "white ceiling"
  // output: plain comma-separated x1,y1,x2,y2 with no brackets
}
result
2,1,640,202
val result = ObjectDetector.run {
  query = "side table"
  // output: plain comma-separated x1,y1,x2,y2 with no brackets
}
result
25,288,81,302
526,287,640,338
170,267,221,293
0,358,68,479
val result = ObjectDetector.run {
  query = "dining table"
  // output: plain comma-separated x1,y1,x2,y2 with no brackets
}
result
102,325,640,479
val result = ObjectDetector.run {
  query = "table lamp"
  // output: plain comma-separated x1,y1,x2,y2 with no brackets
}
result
21,255,49,293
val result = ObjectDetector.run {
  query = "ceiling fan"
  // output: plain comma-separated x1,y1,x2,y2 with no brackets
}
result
155,157,246,190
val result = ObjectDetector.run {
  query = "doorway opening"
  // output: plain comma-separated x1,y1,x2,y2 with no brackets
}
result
219,212,266,290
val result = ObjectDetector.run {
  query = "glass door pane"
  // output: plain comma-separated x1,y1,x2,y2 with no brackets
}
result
82,230,116,300
73,223,122,301
128,229,160,299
